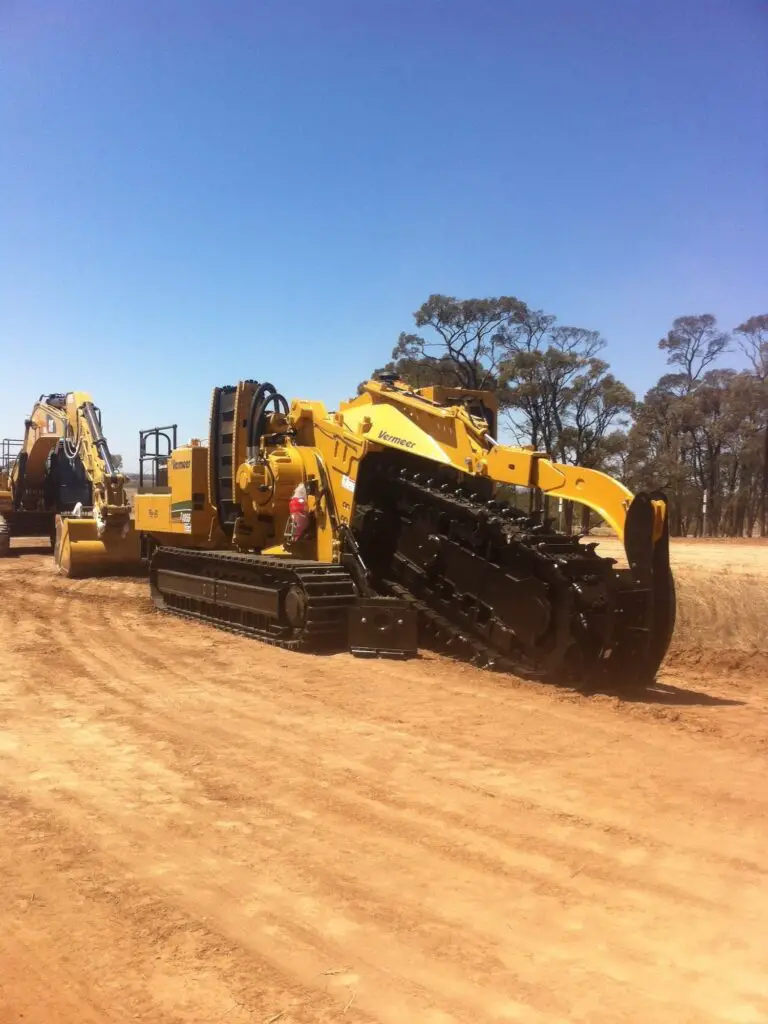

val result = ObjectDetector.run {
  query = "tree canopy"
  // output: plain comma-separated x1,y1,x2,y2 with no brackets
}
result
366,297,768,537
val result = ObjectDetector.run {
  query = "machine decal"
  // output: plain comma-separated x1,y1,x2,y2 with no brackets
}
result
170,499,194,532
377,430,416,450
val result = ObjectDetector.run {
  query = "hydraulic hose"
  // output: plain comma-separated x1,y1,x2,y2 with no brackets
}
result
246,383,290,459
80,402,116,476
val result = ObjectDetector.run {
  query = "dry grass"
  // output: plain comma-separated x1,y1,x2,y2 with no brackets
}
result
666,540,768,667
593,537,768,675
670,569,768,656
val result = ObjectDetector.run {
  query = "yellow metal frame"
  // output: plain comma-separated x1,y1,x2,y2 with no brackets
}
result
53,392,141,576
334,378,661,544
136,376,666,560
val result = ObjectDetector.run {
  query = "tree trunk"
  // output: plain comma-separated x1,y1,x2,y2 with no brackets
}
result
734,492,747,537
669,498,683,537
762,425,768,537
580,504,591,534
564,500,575,535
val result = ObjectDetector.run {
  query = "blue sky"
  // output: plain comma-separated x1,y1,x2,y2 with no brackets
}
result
2,0,766,466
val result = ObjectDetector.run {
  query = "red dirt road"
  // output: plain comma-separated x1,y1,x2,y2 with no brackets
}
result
1,544,767,1023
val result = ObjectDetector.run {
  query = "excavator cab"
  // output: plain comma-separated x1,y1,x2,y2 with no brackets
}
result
44,443,92,512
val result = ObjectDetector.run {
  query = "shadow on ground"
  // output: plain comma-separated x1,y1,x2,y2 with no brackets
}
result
420,636,747,708
7,543,53,557
579,678,745,708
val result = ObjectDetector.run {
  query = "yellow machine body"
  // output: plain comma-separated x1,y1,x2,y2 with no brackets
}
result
27,389,145,578
134,375,674,682
0,464,12,518
3,395,69,507
336,379,655,542
0,457,11,555
1,395,72,556
134,444,219,545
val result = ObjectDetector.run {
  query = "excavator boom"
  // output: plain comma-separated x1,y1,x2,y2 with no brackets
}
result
53,391,142,577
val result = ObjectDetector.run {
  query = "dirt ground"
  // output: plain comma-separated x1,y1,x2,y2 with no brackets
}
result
1,539,767,1024
595,534,768,575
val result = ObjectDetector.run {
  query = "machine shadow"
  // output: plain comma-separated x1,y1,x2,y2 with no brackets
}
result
417,630,749,704
421,638,741,704
575,677,745,708
7,543,53,557
418,639,745,709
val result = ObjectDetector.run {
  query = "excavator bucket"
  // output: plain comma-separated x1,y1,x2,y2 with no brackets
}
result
54,514,143,578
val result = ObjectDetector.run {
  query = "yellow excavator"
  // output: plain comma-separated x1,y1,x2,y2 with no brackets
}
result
1,393,80,557
0,391,141,575
52,391,143,577
133,374,675,683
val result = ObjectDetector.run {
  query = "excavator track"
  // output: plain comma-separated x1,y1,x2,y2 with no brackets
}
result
354,458,668,684
149,546,359,651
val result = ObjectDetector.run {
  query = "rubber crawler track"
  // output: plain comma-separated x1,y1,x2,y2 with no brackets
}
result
150,546,358,651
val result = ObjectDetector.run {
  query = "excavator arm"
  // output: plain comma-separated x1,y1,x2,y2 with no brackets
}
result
52,392,142,577
59,392,130,525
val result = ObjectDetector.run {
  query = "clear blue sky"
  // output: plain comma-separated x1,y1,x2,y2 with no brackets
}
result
2,0,766,467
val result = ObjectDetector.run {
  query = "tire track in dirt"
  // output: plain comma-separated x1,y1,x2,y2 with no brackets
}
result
0,789,375,1024
23,585,768,888
2,553,768,1022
